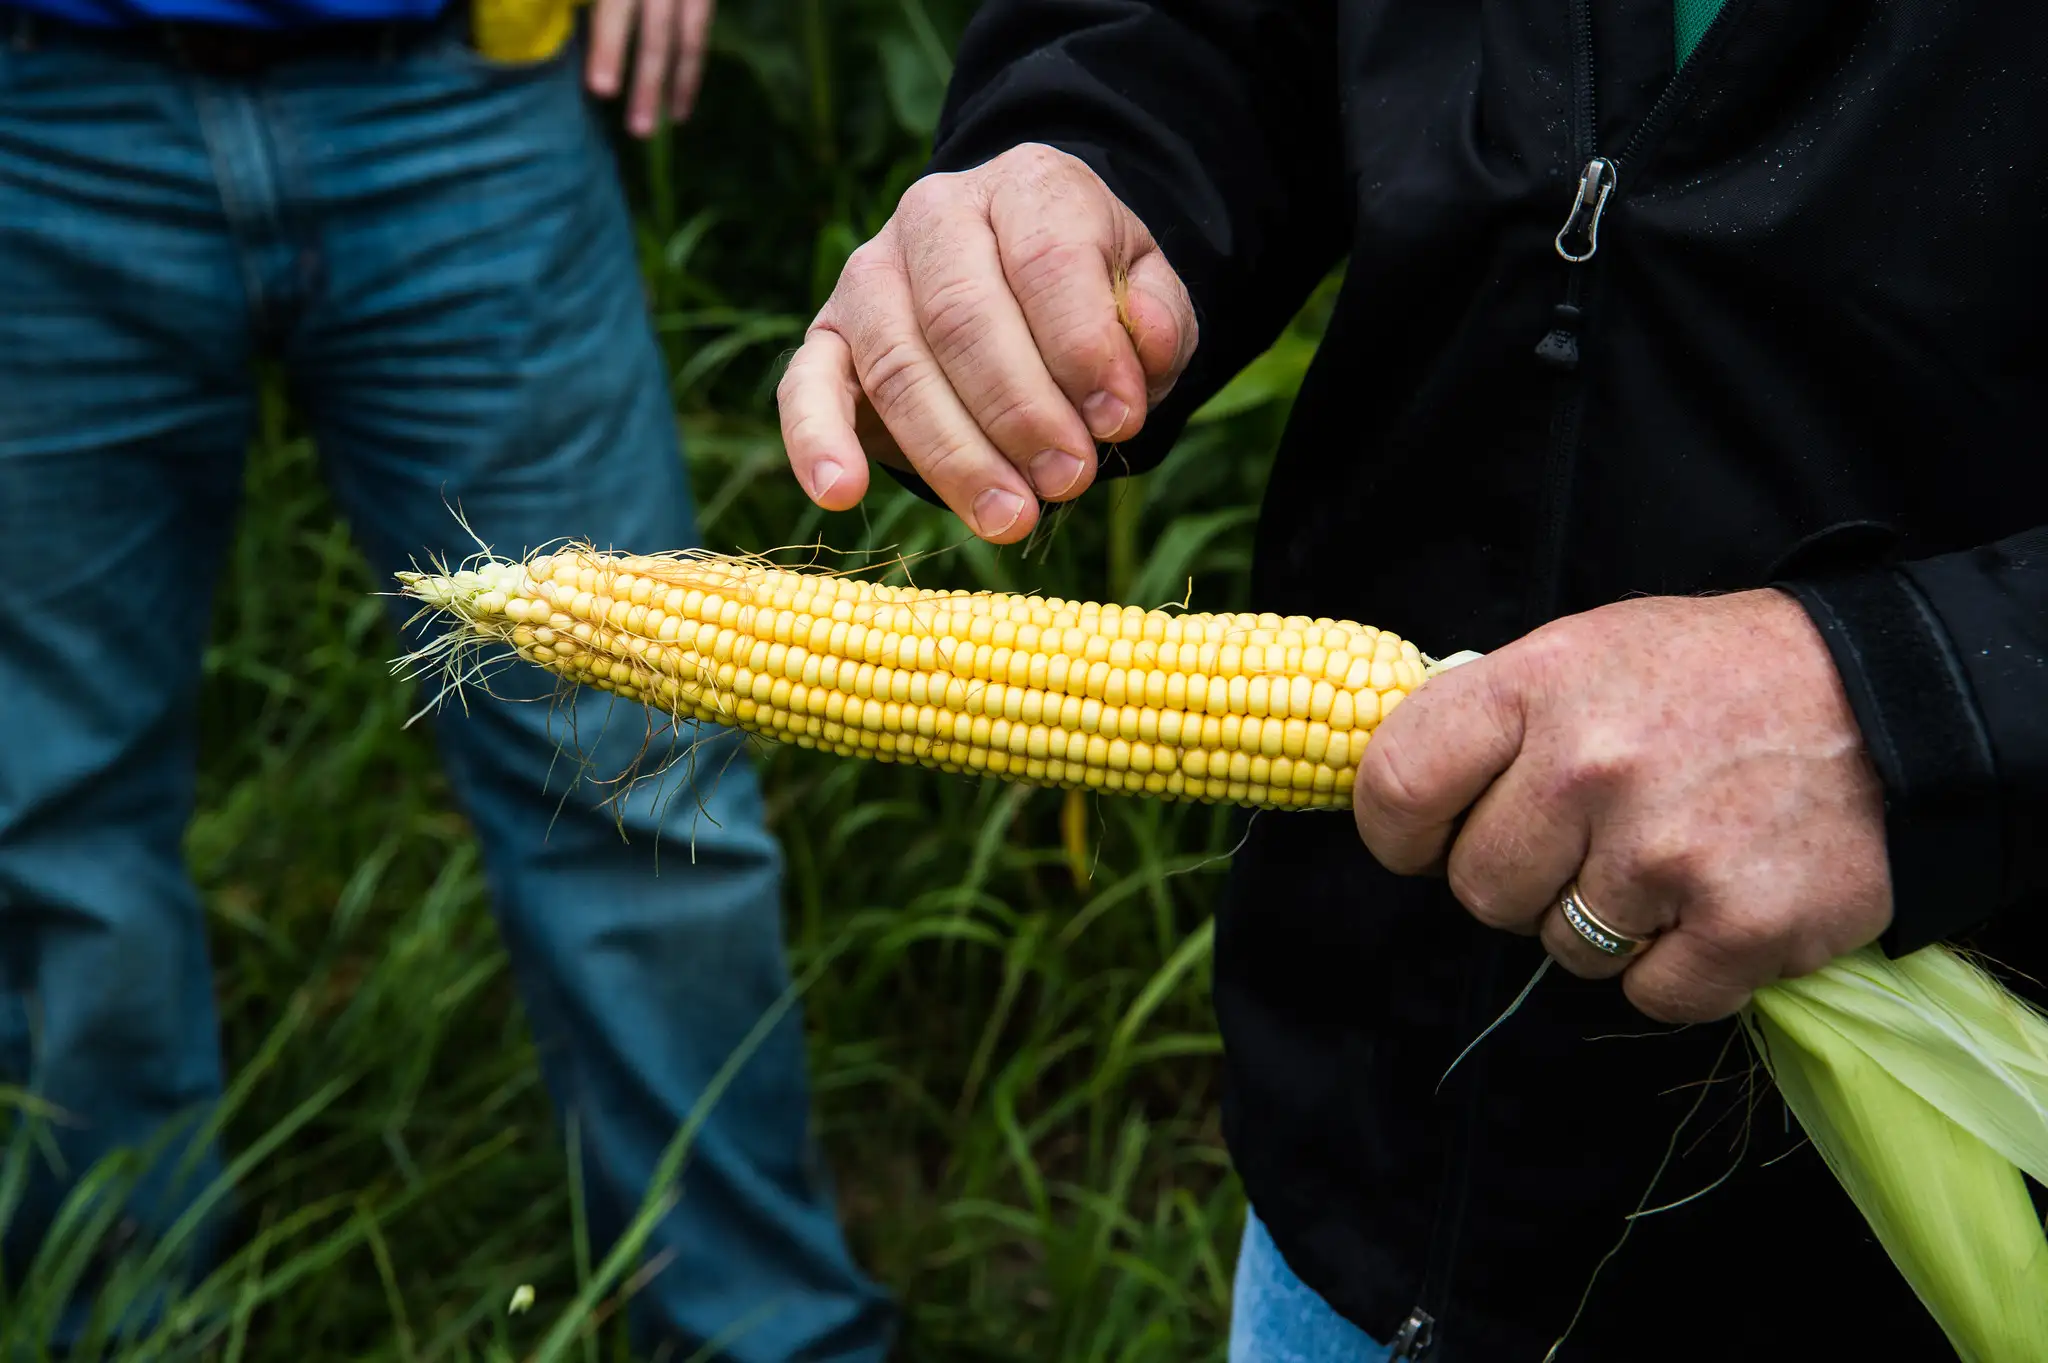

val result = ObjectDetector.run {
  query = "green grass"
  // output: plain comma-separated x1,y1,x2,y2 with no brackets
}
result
0,6,1339,1356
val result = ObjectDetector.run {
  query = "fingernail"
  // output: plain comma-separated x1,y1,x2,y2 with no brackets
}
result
972,487,1028,538
1028,449,1085,498
810,460,843,501
1082,392,1130,441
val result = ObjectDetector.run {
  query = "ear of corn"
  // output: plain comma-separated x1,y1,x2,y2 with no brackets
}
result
397,543,2048,1361
397,545,1457,810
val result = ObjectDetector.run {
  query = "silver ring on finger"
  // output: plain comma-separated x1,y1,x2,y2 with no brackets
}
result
1556,879,1654,959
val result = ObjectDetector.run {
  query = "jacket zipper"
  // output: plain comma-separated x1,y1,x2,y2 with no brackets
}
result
1387,936,1504,1360
1533,0,1605,373
1528,0,1735,617
1392,7,1745,1356
1395,2,1615,1349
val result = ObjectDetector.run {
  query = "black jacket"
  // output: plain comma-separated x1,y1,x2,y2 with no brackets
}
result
918,2,2048,1358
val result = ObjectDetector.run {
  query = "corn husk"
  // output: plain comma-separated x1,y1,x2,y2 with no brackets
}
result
1746,947,2048,1362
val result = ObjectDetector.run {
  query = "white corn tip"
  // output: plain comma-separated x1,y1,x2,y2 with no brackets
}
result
400,560,534,617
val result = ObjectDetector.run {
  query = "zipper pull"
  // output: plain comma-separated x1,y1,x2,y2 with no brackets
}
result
1534,157,1615,370
1388,1307,1437,1359
1554,157,1616,262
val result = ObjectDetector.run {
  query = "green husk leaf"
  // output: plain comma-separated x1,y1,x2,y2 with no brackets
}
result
1759,946,2048,1181
1747,946,2048,1362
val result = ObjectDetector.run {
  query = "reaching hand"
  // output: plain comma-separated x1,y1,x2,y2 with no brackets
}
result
585,0,715,136
1351,589,1893,1024
777,143,1198,543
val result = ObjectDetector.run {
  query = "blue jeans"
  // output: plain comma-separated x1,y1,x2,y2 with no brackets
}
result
1230,1214,1390,1363
0,13,892,1360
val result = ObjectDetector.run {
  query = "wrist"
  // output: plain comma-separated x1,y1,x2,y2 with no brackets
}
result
1773,569,2004,954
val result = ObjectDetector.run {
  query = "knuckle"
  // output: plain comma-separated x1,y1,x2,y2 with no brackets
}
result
1356,727,1430,823
893,175,953,227
1512,618,1582,691
1560,728,1636,800
1446,857,1514,931
1007,232,1098,303
1015,325,1114,392
1621,972,1696,1025
780,407,840,450
837,239,902,293
1624,964,1748,1026
919,273,999,362
1012,266,1122,380
1045,323,1120,386
857,338,933,420
997,141,1070,187
1612,824,1712,895
913,438,985,495
969,384,1049,450
817,252,899,339
776,332,832,402
1708,911,1779,964
773,364,801,407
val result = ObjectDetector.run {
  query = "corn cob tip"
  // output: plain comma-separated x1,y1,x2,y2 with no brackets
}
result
396,561,537,619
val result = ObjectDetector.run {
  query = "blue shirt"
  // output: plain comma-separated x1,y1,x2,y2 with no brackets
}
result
13,0,448,27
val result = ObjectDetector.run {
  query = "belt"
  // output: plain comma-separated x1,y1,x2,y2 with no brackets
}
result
2,3,456,75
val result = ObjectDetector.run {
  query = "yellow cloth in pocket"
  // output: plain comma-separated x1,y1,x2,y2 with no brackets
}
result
470,0,586,63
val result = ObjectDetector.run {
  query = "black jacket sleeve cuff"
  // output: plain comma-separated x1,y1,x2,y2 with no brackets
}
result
1774,570,2005,957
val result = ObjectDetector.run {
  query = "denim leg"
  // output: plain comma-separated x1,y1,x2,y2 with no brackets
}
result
1229,1214,1391,1363
0,31,256,1343
263,33,893,1363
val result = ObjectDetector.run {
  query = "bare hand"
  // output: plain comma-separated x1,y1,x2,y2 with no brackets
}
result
776,143,1198,543
1351,589,1893,1024
585,0,714,136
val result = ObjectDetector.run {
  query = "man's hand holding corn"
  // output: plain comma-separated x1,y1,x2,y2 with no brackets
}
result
778,143,1895,1027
